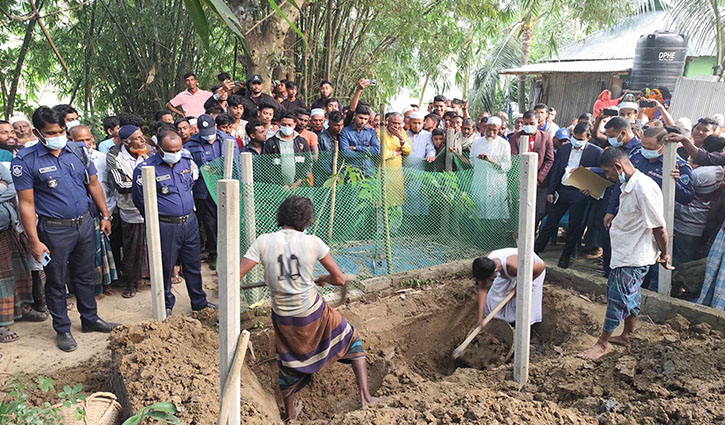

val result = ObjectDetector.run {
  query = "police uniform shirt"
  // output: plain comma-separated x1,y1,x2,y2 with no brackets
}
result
184,130,238,200
131,152,198,217
11,141,96,219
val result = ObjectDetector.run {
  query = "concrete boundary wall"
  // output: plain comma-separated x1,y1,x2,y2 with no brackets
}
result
351,260,725,332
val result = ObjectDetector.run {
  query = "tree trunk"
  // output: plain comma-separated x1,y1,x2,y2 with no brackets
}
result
518,21,533,111
239,0,308,92
6,16,38,118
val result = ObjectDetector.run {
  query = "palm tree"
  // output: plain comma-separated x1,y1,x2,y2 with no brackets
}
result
667,0,724,78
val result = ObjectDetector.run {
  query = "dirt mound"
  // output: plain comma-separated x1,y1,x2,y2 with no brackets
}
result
103,276,725,424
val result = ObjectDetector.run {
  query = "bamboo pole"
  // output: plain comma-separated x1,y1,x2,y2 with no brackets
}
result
217,179,241,425
514,152,537,388
379,104,393,274
327,142,340,242
141,166,166,321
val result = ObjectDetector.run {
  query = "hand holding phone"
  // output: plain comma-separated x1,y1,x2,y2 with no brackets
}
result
42,252,51,266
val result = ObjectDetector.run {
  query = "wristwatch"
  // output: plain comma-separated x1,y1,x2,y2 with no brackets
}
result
102,216,112,221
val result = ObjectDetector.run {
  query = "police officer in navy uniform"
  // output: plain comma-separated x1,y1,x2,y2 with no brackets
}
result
184,114,239,271
12,106,120,352
131,125,216,316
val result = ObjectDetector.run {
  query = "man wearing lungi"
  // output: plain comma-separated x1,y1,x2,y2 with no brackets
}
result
239,195,381,420
580,147,671,360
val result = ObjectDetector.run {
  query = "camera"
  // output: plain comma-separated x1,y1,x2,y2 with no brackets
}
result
639,100,656,108
603,108,618,117
368,79,377,86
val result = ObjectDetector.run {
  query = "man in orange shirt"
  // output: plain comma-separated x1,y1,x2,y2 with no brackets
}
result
295,109,319,157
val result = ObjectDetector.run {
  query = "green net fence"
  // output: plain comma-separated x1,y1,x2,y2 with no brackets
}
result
201,147,522,305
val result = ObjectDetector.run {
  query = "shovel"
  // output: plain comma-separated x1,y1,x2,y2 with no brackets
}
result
452,291,515,359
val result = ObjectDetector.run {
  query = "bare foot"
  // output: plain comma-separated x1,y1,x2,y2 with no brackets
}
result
284,400,303,422
578,342,608,360
609,334,630,348
362,396,383,408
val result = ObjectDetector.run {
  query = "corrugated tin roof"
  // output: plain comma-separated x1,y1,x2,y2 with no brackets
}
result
500,59,633,75
553,11,715,61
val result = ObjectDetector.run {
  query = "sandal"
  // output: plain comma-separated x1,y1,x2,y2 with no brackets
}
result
122,286,137,298
284,400,303,422
171,275,183,285
0,327,19,343
19,306,48,322
103,286,116,296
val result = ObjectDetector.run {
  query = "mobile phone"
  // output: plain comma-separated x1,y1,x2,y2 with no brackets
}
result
41,252,51,266
368,79,377,86
603,108,618,117
639,100,656,108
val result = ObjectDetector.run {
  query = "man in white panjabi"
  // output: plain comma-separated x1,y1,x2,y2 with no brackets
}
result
472,249,545,327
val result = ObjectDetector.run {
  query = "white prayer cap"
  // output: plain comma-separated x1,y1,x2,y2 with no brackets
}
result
714,113,725,127
513,113,523,120
9,114,29,125
402,105,415,115
618,101,639,112
310,108,325,117
486,116,503,127
445,107,455,112
188,118,198,126
409,111,425,120
675,117,692,132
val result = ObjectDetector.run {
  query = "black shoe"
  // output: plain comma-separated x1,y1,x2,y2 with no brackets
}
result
558,256,571,269
81,318,121,333
209,258,217,271
193,302,217,312
56,332,78,352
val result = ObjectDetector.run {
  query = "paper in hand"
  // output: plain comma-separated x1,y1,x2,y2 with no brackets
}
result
565,167,613,199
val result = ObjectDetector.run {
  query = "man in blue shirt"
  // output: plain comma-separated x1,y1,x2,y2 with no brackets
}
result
184,114,239,271
132,126,214,316
605,126,694,290
339,105,380,176
12,107,119,352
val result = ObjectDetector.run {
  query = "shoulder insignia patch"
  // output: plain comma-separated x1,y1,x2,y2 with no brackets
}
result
136,175,143,185
679,174,690,186
12,165,22,177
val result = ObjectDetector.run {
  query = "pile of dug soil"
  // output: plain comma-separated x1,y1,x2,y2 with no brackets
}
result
107,277,725,424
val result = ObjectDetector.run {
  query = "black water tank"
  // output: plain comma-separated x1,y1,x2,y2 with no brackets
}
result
629,31,688,92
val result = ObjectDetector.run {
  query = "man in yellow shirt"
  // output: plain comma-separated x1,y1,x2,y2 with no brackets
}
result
379,112,411,206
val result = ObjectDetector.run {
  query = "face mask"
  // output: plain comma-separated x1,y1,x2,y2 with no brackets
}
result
66,120,81,130
640,147,662,160
618,170,627,184
280,126,294,137
522,125,537,134
570,137,585,149
42,135,68,150
160,148,182,165
608,135,623,148
201,134,216,141
213,93,220,100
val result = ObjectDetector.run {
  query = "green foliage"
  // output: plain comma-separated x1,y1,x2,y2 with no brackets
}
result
122,402,181,425
0,375,85,425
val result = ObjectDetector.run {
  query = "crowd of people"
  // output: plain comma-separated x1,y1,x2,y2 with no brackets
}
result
2,72,725,361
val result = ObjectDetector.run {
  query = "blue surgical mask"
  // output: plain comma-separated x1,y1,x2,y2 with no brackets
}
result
42,135,68,150
522,125,537,134
618,170,627,184
570,137,585,149
608,132,624,148
640,147,662,160
280,126,294,137
160,148,182,165
201,134,216,141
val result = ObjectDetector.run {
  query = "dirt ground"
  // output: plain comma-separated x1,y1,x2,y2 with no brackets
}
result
62,272,725,425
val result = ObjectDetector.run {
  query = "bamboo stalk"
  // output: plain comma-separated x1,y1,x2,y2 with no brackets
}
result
327,142,340,242
379,104,393,274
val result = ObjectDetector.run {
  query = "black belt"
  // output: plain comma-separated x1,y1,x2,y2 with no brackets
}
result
159,214,192,224
41,211,91,227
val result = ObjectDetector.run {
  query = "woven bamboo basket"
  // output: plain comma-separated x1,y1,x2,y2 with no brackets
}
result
55,392,123,425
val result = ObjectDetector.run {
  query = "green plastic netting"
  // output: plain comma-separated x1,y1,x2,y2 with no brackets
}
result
201,148,521,305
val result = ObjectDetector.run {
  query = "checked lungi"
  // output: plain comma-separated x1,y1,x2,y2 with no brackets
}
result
0,228,33,326
273,295,365,398
604,265,649,333
697,228,725,310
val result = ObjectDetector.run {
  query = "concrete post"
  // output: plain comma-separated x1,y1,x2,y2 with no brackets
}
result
141,166,166,321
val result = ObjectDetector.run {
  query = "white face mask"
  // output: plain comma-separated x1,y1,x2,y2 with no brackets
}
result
42,135,68,150
66,120,81,130
280,126,294,137
201,134,216,141
160,148,182,164
522,125,537,134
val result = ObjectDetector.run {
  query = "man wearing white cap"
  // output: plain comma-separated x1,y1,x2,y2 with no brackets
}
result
618,102,639,124
10,115,37,146
403,111,436,216
310,108,326,138
460,116,511,220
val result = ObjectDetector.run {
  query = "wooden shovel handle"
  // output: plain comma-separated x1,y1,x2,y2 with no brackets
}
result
218,330,251,425
452,290,515,359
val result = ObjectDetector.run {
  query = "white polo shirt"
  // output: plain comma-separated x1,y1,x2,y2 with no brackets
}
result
610,170,667,269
